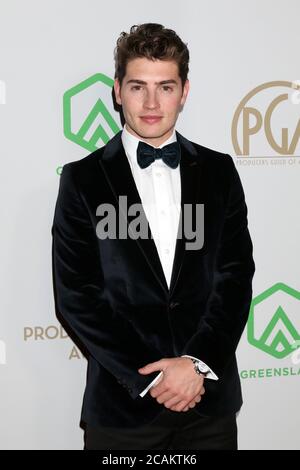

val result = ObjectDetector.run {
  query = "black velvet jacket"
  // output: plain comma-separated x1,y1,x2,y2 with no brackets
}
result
51,130,255,428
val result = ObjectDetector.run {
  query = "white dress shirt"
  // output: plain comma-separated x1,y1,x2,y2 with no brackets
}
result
121,124,218,398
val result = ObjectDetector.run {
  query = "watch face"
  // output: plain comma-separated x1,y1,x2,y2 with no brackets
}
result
197,364,209,375
191,359,209,375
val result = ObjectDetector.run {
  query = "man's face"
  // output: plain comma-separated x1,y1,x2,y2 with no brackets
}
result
114,57,189,147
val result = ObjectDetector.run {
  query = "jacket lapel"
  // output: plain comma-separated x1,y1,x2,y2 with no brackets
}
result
98,130,202,297
169,131,201,297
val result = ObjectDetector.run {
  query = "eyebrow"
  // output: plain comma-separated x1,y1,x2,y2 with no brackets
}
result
126,79,178,85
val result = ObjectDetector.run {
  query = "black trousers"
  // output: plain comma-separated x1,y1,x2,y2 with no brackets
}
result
84,409,237,450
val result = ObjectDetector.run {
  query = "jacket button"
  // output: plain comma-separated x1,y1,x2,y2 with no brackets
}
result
170,302,180,310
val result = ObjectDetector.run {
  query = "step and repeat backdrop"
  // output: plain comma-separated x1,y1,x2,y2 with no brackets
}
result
0,0,299,449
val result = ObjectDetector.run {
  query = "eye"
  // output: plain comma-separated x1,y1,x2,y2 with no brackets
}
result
131,85,143,91
162,86,173,92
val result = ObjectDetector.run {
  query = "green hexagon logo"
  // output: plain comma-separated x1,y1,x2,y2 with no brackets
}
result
63,73,121,152
248,282,300,359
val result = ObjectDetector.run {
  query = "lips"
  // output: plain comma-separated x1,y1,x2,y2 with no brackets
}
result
140,116,163,124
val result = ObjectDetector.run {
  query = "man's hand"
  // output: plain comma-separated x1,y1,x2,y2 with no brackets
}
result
138,357,205,412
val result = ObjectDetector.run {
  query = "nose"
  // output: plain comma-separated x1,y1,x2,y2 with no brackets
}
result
143,89,160,110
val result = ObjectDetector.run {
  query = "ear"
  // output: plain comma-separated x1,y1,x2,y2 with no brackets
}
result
180,79,190,106
114,79,122,105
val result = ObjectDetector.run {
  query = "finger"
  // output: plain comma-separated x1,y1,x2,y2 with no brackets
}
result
155,391,175,405
170,390,203,411
200,386,205,395
170,400,189,412
150,383,168,398
164,395,183,408
138,360,164,374
189,394,202,407
188,401,196,408
183,395,202,411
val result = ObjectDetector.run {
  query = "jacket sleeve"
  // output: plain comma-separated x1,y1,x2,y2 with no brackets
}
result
181,155,255,378
51,163,163,399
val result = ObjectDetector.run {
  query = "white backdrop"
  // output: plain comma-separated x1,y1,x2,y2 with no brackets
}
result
1,0,299,450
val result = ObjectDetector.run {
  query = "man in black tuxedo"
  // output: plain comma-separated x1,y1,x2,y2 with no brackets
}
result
52,23,255,450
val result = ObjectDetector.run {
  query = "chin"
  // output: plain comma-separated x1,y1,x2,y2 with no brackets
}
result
135,126,169,139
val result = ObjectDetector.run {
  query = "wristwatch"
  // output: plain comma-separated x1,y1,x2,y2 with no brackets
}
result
190,358,210,377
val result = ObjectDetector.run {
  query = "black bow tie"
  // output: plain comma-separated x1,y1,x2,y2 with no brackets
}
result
137,141,181,169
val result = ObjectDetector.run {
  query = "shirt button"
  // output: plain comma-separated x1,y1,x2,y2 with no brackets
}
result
164,248,170,254
156,172,161,177
160,210,166,216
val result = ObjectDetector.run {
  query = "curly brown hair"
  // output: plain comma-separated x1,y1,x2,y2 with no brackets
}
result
114,23,189,87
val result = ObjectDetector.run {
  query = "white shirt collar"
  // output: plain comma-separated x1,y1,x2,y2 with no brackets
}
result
121,124,177,167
